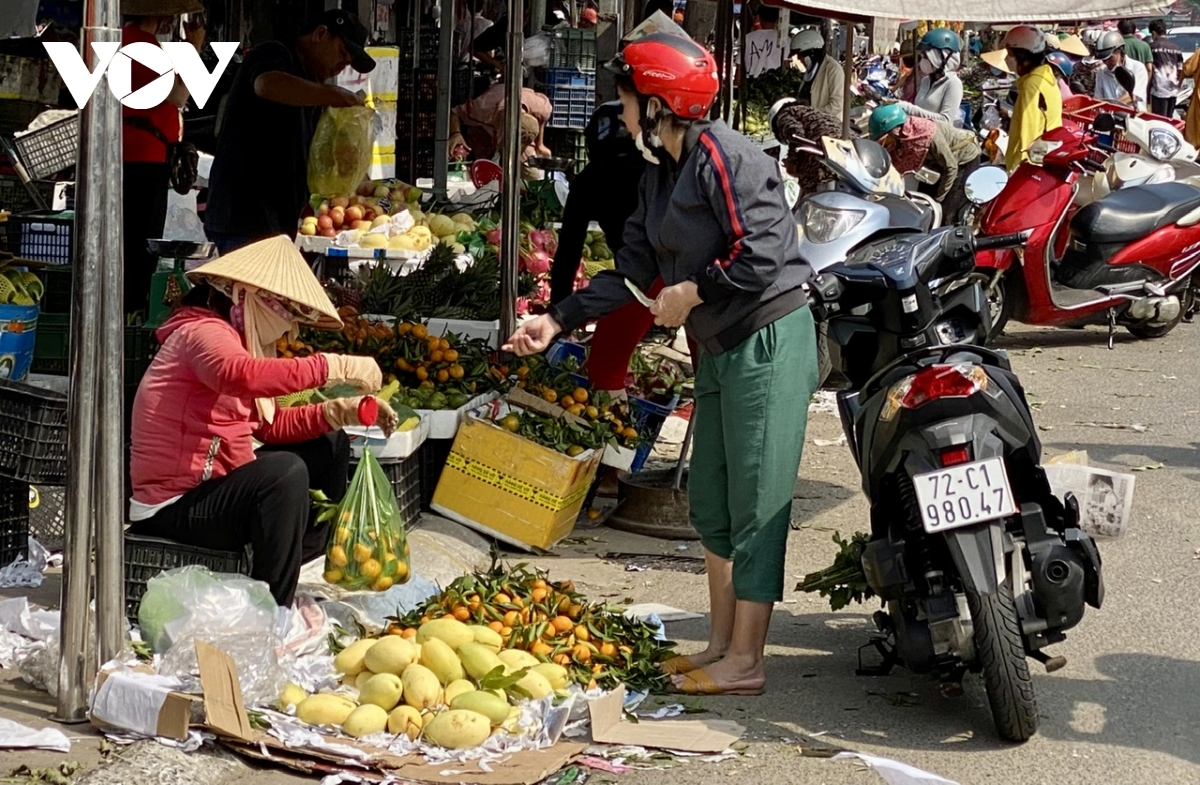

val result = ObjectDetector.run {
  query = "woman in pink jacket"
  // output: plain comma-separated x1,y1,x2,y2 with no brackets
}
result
128,237,396,606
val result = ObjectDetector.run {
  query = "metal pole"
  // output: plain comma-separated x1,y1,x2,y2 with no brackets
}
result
434,0,455,198
56,0,121,721
499,0,524,339
842,23,853,138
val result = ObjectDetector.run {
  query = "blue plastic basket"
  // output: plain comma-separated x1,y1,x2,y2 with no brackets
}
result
627,395,679,473
542,68,596,130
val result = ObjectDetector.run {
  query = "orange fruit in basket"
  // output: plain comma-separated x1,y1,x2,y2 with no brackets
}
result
502,610,520,627
438,338,451,351
411,324,428,339
444,349,459,363
554,653,571,667
430,349,444,363
488,620,504,634
599,642,617,658
352,542,373,563
361,558,382,579
437,369,450,383
531,640,553,657
328,545,349,567
551,616,574,635
530,587,548,604
335,526,351,544
542,389,557,403
572,387,589,404
403,541,410,556
394,561,410,584
323,569,343,584
453,606,471,622
494,592,513,605
622,427,638,440
449,364,464,380
416,366,429,382
398,322,413,336
402,627,418,639
500,626,513,640
574,625,590,643
585,406,599,419
572,644,592,664
373,576,394,591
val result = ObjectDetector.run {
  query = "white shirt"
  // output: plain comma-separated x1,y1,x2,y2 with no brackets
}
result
1094,59,1149,112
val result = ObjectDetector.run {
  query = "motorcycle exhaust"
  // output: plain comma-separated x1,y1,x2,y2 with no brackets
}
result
1128,295,1181,325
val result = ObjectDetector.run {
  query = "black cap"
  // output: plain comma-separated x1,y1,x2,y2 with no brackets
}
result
317,9,376,73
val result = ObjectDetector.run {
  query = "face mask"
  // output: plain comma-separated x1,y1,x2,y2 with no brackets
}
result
1005,55,1019,73
919,51,941,75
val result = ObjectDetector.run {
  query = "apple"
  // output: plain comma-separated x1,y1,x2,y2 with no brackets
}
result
345,205,364,223
349,195,364,208
330,206,345,229
299,222,316,236
331,196,350,209
363,207,377,222
374,185,390,199
317,202,330,215
317,215,333,231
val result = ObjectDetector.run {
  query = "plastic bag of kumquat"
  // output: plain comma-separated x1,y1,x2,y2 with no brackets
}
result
317,449,411,591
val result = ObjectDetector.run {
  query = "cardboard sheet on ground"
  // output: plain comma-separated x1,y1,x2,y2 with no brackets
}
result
588,685,743,753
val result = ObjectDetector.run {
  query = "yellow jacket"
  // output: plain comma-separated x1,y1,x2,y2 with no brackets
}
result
1183,48,1200,148
1006,64,1063,172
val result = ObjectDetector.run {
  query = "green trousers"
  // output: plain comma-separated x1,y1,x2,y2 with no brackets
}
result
688,306,819,603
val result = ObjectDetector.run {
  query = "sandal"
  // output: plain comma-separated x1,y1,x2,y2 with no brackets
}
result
659,655,700,675
671,668,764,696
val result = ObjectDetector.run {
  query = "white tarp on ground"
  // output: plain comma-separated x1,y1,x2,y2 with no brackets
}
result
768,0,1170,22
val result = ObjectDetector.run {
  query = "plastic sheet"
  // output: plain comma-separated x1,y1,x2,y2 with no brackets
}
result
308,105,375,198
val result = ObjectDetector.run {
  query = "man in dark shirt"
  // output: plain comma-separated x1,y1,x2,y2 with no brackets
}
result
204,10,375,255
1119,19,1153,104
1149,19,1184,118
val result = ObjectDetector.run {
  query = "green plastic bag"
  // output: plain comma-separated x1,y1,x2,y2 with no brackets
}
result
322,449,411,591
308,105,375,198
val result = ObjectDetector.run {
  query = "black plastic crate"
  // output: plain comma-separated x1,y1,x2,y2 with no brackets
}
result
29,484,63,552
398,28,459,68
13,114,78,180
418,437,454,510
9,211,73,265
124,533,251,624
543,127,588,173
32,317,157,391
352,452,422,530
540,69,596,130
548,28,597,70
38,266,73,314
0,378,67,484
0,176,55,214
0,477,29,566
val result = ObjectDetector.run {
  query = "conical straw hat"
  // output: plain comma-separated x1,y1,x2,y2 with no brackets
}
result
981,48,1013,74
1058,34,1092,58
187,235,342,329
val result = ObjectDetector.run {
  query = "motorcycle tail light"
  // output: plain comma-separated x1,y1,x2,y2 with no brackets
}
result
880,364,990,421
940,445,972,466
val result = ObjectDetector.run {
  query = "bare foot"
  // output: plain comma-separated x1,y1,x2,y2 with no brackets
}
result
671,653,765,693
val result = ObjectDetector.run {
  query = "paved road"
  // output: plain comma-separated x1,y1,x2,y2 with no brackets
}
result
2,322,1199,785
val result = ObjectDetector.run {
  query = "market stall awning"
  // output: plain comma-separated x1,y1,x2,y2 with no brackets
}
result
764,0,1171,23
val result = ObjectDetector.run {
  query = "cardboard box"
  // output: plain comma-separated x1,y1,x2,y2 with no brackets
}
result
431,395,602,550
589,685,744,753
427,317,501,349
90,669,201,741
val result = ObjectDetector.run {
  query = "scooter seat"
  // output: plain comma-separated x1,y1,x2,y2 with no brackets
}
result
1070,182,1200,244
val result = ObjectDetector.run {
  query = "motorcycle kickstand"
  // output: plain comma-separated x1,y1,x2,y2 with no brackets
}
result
856,636,899,676
1106,307,1117,350
938,666,968,698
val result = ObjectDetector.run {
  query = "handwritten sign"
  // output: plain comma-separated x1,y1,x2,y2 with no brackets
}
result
744,30,785,78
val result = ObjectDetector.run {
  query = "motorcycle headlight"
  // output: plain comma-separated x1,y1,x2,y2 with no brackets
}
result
1027,138,1062,166
802,202,866,244
1148,128,1182,162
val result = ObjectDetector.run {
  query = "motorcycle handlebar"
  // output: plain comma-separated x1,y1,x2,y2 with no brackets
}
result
975,230,1032,251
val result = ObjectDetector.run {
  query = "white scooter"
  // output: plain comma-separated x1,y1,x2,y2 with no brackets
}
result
1075,113,1200,207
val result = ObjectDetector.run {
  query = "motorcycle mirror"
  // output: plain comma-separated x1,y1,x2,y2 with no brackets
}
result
965,166,1009,205
1093,113,1118,133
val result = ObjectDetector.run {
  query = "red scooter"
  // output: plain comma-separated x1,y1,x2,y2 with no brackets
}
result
968,117,1200,346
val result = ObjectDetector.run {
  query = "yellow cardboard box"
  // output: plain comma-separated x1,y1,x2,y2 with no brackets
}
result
431,402,602,550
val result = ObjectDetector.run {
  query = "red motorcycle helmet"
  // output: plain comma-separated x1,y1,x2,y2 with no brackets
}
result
605,32,718,120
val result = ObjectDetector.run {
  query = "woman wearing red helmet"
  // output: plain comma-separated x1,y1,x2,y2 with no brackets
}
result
504,32,819,696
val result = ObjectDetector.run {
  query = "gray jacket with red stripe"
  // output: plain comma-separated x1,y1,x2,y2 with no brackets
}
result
551,119,813,356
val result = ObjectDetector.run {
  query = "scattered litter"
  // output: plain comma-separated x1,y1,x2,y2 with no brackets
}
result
0,539,50,588
0,597,59,640
832,752,960,785
1162,374,1178,380
1131,462,1164,472
1038,425,1055,432
0,717,71,752
1080,363,1102,369
622,604,703,623
625,564,648,572
1122,367,1154,372
809,391,838,416
640,704,685,720
1074,421,1148,433
1151,578,1163,584
676,544,688,551
604,553,706,575
813,435,847,447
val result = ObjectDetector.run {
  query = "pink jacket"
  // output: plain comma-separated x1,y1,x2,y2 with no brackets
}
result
131,307,332,507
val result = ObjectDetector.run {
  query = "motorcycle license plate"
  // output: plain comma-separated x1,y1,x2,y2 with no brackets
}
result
913,458,1017,534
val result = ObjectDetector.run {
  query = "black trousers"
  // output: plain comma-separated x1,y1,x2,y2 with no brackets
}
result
128,432,350,606
123,162,170,315
1152,96,1177,119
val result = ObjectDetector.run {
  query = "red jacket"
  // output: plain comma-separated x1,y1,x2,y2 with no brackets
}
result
121,24,183,164
131,307,332,507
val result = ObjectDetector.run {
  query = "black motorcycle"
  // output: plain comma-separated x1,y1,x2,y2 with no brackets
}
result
809,225,1105,742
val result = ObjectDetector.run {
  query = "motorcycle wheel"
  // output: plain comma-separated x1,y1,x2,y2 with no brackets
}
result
968,585,1039,743
964,272,1014,344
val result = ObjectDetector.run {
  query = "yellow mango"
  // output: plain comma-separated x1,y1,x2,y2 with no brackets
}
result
450,690,510,725
358,673,404,711
417,618,475,650
342,704,389,737
468,625,504,653
363,636,420,675
457,642,505,681
420,637,465,685
497,649,539,672
444,679,477,704
296,693,357,727
333,639,378,676
531,663,570,690
401,663,441,710
424,709,492,749
514,670,553,700
354,671,375,691
387,704,424,740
